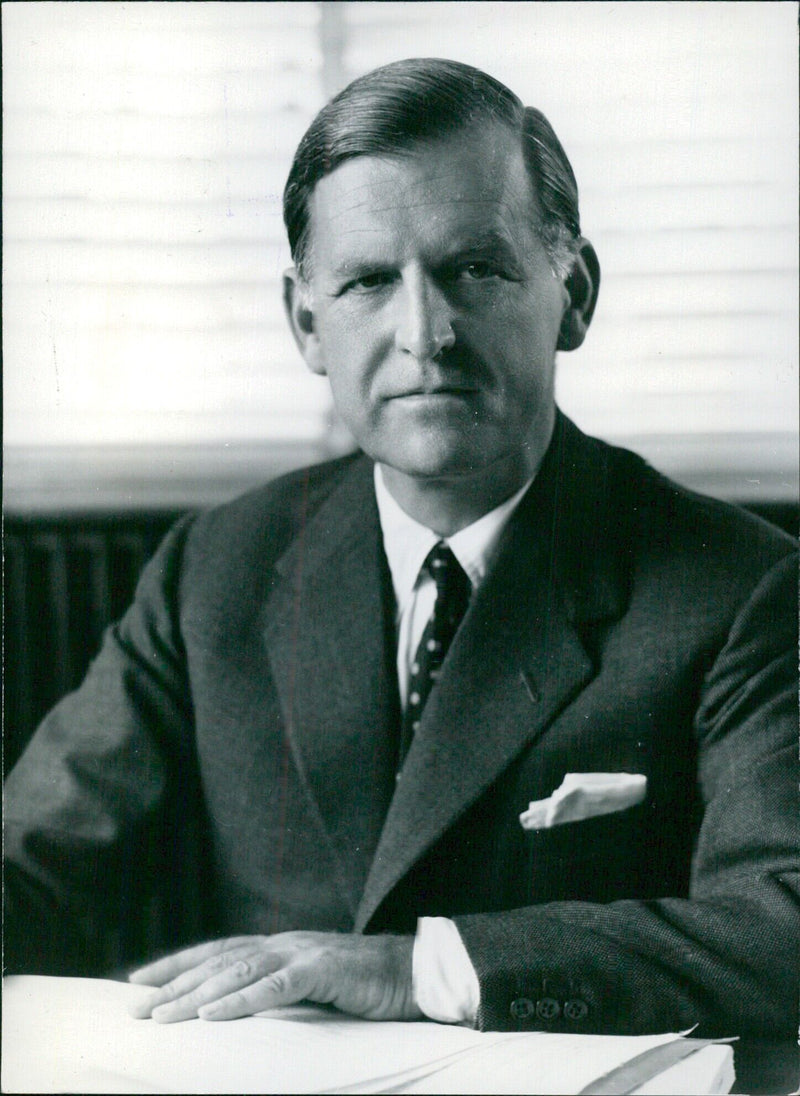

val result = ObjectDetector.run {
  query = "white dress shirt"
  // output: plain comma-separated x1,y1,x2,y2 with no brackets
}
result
373,465,534,1025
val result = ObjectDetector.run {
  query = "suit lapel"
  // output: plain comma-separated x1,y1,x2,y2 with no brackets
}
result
356,414,628,931
263,457,400,919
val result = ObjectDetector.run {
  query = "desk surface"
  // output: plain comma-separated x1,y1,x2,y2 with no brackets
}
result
0,976,750,1096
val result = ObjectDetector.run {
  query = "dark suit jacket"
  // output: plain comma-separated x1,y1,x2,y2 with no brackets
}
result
5,414,798,1037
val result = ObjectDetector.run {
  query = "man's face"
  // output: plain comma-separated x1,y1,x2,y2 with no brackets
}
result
290,124,570,491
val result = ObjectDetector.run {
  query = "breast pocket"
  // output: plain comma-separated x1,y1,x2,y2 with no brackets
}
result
519,800,652,904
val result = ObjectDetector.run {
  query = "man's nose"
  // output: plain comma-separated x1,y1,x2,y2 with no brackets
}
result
394,273,456,360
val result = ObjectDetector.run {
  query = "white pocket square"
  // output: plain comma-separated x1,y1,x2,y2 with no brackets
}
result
519,772,647,831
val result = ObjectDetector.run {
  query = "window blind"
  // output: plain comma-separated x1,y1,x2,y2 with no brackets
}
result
3,1,329,453
4,1,797,506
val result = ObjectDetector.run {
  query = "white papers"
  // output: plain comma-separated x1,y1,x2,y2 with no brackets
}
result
634,1046,734,1096
399,1035,735,1095
1,976,733,1095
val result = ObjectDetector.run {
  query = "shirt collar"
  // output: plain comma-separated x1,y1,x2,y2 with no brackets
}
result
374,464,534,612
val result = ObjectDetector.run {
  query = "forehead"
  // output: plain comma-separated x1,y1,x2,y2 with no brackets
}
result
306,124,539,268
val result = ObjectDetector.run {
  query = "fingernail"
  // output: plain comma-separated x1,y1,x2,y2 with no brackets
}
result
198,1004,221,1020
129,992,159,1019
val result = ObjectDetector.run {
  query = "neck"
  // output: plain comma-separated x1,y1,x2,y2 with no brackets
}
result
379,455,539,537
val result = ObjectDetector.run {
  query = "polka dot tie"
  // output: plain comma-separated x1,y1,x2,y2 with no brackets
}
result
399,542,471,769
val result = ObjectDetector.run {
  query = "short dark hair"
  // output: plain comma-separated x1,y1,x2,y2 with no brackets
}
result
283,58,581,278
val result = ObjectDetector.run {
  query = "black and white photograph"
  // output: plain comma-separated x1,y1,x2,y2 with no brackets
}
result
3,3,798,1093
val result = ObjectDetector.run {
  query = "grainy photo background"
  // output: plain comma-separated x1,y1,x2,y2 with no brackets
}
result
4,1,798,512
2,7,798,1091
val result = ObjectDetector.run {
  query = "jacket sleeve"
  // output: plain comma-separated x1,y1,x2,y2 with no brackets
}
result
453,551,799,1038
3,515,209,975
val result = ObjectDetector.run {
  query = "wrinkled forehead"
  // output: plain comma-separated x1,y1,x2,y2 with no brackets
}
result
305,124,541,265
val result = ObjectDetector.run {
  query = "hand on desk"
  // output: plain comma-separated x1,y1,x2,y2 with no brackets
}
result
127,931,423,1024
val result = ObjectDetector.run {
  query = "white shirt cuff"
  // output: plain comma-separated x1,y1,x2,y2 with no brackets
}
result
412,916,480,1026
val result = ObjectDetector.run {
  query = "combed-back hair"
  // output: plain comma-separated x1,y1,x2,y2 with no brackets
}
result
283,58,581,278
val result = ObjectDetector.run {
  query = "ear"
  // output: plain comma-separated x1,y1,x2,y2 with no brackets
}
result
283,268,327,375
557,239,600,352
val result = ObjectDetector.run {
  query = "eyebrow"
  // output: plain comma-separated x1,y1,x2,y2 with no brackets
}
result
329,228,521,280
439,231,520,263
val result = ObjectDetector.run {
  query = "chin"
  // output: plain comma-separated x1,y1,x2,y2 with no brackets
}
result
379,441,490,482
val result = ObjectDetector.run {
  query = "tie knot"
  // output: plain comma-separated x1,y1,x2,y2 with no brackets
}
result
424,542,470,603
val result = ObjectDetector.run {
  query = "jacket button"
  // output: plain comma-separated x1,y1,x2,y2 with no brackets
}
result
509,997,536,1021
564,999,589,1021
535,997,561,1020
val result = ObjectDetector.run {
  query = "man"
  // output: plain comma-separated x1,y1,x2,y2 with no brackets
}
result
5,59,798,1037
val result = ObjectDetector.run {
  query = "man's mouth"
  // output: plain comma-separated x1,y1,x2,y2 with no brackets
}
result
389,384,478,400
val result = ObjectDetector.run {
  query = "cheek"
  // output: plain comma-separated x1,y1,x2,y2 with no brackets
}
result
477,281,564,342
473,311,554,374
317,310,385,382
325,370,365,426
322,350,383,436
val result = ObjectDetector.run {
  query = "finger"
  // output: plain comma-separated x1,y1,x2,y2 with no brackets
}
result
148,952,284,1023
198,961,314,1021
129,936,253,986
128,944,265,1020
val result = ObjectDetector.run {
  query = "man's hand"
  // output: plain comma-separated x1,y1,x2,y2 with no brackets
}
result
128,931,423,1023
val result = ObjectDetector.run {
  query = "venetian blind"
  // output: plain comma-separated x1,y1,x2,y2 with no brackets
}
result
3,1,328,450
3,1,797,504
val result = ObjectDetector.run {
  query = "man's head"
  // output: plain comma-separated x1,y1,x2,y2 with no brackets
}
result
281,59,599,530
284,58,583,283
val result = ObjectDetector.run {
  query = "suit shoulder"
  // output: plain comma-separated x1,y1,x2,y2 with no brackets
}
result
594,434,796,580
182,450,366,571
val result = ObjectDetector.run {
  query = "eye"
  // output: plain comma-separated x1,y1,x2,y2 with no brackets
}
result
343,271,395,294
459,261,498,281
